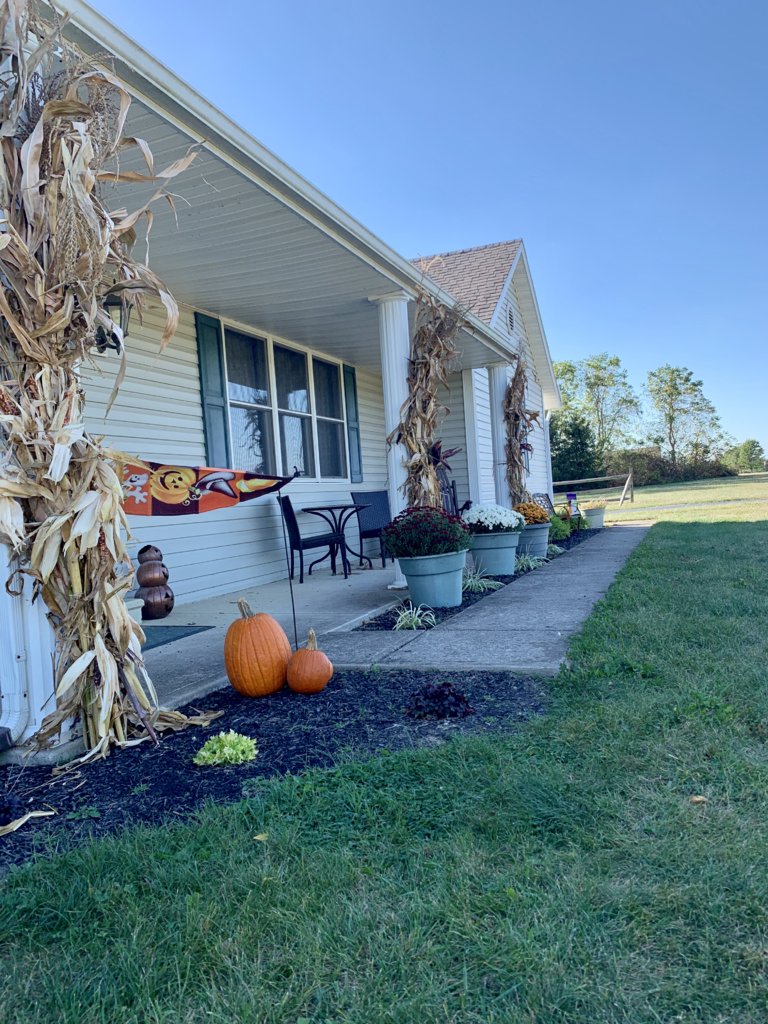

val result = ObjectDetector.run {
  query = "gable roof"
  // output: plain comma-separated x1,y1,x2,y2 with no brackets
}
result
413,240,560,411
411,240,522,324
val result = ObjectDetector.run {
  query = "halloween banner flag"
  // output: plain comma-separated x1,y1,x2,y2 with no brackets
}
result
122,462,294,517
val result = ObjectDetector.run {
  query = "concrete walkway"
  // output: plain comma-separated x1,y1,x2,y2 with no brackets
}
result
319,522,651,675
148,522,651,707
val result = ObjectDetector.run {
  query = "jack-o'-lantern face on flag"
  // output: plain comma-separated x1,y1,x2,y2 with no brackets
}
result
121,462,294,516
149,467,198,504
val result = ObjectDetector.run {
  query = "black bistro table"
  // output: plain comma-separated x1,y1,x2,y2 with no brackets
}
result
300,502,371,574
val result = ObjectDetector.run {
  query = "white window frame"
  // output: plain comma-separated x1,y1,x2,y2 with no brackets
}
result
220,320,351,482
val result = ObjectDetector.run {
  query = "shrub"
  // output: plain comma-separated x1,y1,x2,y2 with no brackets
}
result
383,506,471,558
548,515,572,542
604,447,738,487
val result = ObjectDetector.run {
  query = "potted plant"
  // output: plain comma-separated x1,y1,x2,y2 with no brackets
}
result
581,500,607,529
462,503,525,575
383,506,471,608
513,501,552,559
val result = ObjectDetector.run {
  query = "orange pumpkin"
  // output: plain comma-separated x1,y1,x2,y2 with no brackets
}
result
224,599,291,697
287,628,333,694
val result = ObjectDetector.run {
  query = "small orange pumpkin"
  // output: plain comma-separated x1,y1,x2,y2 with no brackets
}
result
224,599,291,697
287,628,333,694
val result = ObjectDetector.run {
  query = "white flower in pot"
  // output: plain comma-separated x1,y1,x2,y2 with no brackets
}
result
462,503,525,576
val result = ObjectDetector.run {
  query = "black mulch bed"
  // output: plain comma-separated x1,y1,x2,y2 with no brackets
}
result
358,527,603,630
0,668,549,874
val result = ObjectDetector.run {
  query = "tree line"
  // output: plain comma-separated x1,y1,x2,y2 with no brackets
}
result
550,354,766,485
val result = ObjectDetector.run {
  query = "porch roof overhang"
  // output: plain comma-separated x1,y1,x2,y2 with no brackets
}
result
51,1,517,372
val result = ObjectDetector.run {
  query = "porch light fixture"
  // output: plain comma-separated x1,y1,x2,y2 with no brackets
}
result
95,291,133,353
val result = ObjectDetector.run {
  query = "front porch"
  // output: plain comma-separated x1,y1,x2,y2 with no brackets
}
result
144,562,397,709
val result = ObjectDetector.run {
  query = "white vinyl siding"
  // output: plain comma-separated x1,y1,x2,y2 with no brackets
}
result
521,375,550,494
436,374,470,508
469,368,497,503
81,304,388,603
489,275,552,500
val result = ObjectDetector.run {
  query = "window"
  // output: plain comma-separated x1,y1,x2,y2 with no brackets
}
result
225,329,275,475
313,358,347,478
214,324,354,480
274,344,315,477
343,364,363,483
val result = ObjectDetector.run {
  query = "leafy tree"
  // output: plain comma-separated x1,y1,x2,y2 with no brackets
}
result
723,439,766,472
549,412,600,482
646,365,724,466
553,354,640,457
738,439,766,470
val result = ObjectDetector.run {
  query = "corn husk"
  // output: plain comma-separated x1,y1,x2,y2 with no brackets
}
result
387,273,466,508
503,356,540,505
0,2,216,765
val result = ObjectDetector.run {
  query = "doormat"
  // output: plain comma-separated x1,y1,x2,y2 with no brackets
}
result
141,624,214,651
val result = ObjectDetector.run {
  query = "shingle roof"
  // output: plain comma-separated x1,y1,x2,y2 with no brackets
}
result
411,240,522,324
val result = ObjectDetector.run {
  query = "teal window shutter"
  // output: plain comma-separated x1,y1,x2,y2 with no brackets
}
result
195,312,231,467
343,365,363,483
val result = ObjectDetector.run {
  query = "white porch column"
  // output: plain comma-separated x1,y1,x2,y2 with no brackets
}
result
371,291,411,588
461,369,482,504
489,362,512,507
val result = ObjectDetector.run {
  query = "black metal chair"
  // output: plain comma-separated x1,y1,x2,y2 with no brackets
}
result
437,470,472,516
532,493,556,517
277,495,348,583
350,489,392,568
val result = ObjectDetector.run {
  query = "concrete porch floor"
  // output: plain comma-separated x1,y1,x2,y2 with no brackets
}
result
144,564,398,708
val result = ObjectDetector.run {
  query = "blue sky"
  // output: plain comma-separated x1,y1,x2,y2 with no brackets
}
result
96,0,767,450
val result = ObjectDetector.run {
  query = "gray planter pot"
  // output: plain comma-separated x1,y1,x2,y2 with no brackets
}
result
583,508,606,529
470,531,520,576
397,549,468,608
517,522,550,559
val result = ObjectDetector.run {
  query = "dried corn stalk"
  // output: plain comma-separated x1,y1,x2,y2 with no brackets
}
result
387,283,465,507
0,2,208,763
503,356,540,505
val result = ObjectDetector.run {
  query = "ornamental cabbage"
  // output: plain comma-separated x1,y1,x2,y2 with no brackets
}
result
462,503,525,534
193,730,258,767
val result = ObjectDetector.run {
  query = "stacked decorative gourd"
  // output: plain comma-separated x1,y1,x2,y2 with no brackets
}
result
224,599,333,697
135,544,175,620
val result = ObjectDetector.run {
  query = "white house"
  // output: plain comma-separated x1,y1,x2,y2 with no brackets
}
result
0,0,560,753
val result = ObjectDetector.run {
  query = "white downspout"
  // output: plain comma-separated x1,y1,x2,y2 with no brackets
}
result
0,548,58,753
0,552,31,751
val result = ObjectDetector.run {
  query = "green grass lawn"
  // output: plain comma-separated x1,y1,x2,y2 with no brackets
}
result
556,470,768,519
2,501,768,1022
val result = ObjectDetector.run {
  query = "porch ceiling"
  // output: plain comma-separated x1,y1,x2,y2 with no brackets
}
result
52,1,516,373
112,102,390,369
113,102,499,370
